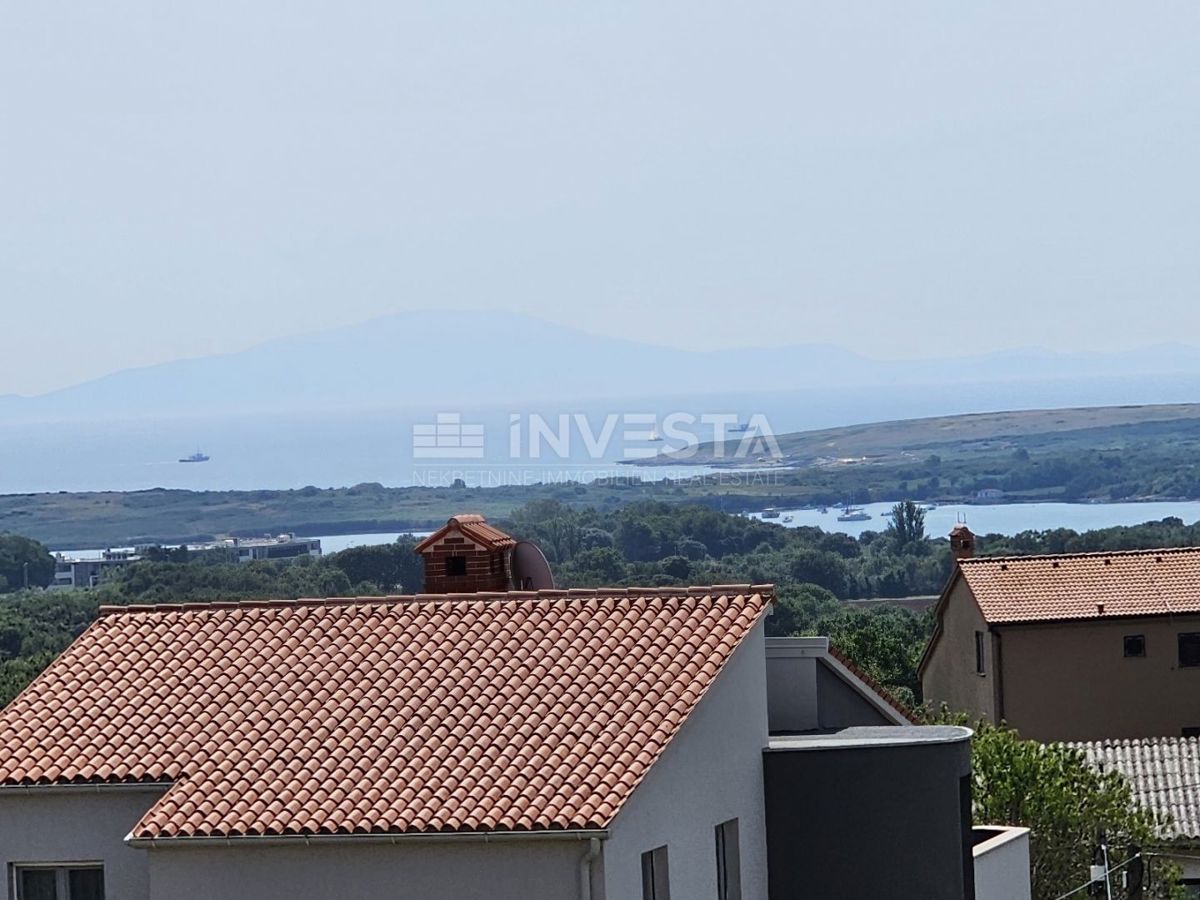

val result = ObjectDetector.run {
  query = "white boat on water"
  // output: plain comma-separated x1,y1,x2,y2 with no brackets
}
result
782,514,794,523
837,507,872,522
761,508,781,519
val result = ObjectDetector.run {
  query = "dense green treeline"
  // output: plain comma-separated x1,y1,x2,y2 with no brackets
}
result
497,499,955,599
4,505,1200,707
0,534,54,592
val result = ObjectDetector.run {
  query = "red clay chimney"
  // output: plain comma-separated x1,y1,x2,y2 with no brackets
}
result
412,514,517,594
949,523,976,561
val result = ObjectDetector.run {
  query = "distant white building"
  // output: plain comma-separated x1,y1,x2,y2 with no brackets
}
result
50,535,322,590
51,549,141,590
208,534,323,563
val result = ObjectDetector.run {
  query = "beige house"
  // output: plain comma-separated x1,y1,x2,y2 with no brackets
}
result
920,529,1200,742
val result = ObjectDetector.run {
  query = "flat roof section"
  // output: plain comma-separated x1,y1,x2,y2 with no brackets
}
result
766,725,973,752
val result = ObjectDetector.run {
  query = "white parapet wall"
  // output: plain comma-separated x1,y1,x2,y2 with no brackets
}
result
973,825,1032,900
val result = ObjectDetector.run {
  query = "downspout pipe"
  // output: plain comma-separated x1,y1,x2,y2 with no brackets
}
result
994,628,1005,723
580,836,602,900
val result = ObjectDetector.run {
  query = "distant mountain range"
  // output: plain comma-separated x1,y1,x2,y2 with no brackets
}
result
4,310,1200,423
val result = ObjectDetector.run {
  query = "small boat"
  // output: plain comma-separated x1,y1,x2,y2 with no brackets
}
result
782,515,794,523
761,508,781,519
179,451,210,464
920,502,938,511
648,429,663,442
837,507,872,522
818,506,828,514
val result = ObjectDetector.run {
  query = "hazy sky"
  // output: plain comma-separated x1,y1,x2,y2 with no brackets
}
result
2,1,1198,395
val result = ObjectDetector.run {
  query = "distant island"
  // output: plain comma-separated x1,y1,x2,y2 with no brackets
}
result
627,401,1200,499
6,403,1200,548
633,403,1200,469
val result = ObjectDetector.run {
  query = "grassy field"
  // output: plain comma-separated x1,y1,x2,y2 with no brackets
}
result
8,403,1200,548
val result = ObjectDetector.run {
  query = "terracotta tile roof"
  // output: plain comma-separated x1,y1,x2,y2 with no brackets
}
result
826,645,919,723
1068,737,1200,840
0,586,771,840
413,514,517,553
958,547,1200,624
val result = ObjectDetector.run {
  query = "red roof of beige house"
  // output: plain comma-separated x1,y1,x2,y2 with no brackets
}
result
0,586,771,841
413,514,517,553
958,547,1200,624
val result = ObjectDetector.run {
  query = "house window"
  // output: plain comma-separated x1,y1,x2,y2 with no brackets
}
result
974,631,986,675
445,555,467,577
641,845,670,900
14,865,104,900
1124,635,1146,658
715,819,741,900
1180,633,1200,668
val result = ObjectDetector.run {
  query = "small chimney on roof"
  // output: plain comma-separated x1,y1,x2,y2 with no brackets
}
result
949,523,976,561
412,514,517,594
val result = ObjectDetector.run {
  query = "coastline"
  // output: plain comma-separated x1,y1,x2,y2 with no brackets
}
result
15,482,1200,553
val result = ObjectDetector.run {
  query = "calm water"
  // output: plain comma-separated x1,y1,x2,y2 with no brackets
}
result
16,386,1200,553
0,406,726,494
7,374,1200,494
316,531,431,553
60,502,1200,559
749,500,1200,537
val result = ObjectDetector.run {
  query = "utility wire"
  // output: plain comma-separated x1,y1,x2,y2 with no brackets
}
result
1051,851,1143,900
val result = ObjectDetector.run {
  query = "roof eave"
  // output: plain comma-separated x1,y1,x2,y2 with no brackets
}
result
125,828,611,849
0,781,172,795
987,608,1200,628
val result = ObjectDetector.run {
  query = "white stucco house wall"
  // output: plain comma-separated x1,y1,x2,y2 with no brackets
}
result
973,826,1032,900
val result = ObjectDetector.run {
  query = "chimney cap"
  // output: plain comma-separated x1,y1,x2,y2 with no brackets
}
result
412,513,517,554
949,522,976,560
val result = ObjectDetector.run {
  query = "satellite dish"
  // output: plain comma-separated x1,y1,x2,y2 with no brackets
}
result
509,540,555,591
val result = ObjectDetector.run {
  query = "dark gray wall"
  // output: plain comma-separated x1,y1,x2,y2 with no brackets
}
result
814,661,892,729
763,735,973,900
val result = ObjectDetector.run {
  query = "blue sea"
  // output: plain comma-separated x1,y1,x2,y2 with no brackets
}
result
748,501,1200,539
5,377,1197,495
